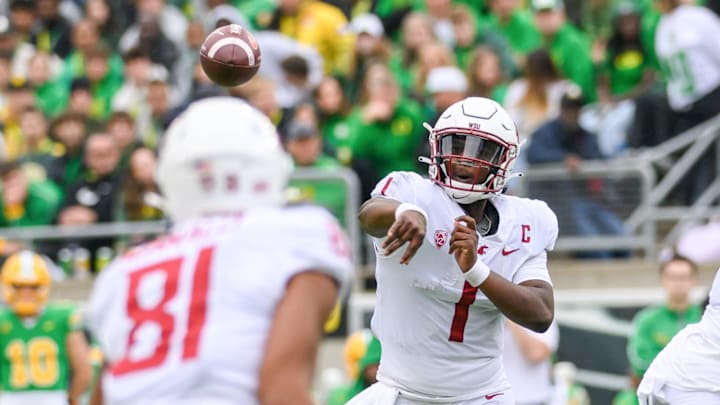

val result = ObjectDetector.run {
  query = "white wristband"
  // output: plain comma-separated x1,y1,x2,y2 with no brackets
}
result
464,260,490,287
395,203,428,222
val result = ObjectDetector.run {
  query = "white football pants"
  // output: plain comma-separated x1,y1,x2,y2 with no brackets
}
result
347,382,514,405
638,384,720,405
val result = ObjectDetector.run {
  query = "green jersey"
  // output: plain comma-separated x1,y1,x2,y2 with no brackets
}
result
613,389,640,405
627,304,702,377
320,114,354,166
547,24,597,102
288,155,349,226
0,303,82,392
487,10,542,56
604,47,650,97
348,99,425,177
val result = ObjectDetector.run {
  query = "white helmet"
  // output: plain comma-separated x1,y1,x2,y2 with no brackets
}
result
156,97,292,222
425,97,519,204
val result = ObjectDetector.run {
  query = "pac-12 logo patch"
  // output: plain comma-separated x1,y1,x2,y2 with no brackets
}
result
434,230,448,248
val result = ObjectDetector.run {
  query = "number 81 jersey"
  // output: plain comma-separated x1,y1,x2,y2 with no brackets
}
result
89,207,353,405
0,303,81,403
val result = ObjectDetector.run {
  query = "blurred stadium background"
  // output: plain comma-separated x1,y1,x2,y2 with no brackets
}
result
1,0,720,403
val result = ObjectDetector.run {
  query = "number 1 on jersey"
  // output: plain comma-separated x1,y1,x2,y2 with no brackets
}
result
449,281,478,342
112,247,215,376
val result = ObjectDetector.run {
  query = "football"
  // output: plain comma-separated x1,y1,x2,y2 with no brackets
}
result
199,24,262,87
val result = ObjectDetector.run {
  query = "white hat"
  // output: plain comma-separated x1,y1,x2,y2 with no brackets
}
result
531,0,564,12
426,66,468,94
349,13,384,38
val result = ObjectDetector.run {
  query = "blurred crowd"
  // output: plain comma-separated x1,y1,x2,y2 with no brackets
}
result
1,0,720,268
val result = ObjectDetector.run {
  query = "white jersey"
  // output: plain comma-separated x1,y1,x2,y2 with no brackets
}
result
369,172,558,399
88,206,353,405
503,321,559,404
655,5,720,110
638,268,720,396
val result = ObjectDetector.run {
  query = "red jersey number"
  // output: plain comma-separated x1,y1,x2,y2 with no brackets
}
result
112,247,215,375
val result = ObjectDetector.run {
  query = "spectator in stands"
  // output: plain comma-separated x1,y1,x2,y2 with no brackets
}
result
389,12,437,95
26,50,68,117
531,0,597,102
32,0,73,58
0,160,61,229
450,4,516,77
504,48,570,140
284,106,348,225
174,20,205,104
132,14,180,73
0,15,35,81
79,45,123,122
112,48,169,119
136,80,172,148
526,86,627,258
234,75,283,126
413,41,455,101
314,76,353,166
588,1,656,158
85,0,124,47
118,147,162,222
264,0,354,78
65,78,100,130
421,0,460,47
7,0,34,43
347,62,425,182
487,0,542,57
56,133,122,271
252,31,324,110
105,111,142,171
62,20,123,85
626,254,702,403
0,51,9,108
203,2,251,34
655,0,720,205
47,112,88,195
466,46,508,103
16,106,61,180
1,80,35,161
118,0,187,53
424,65,468,126
597,2,655,104
503,320,559,405
347,13,392,104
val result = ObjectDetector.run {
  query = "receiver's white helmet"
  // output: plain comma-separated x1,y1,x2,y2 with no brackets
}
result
426,97,519,204
156,97,292,221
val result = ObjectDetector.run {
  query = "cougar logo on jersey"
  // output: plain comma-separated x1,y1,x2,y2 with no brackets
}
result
434,230,448,248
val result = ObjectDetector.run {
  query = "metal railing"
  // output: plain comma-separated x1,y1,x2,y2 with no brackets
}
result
625,114,720,235
0,167,363,268
517,159,657,256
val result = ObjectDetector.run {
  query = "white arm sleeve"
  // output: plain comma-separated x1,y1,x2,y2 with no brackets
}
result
282,207,355,300
370,171,421,205
512,251,552,286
